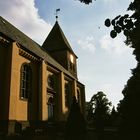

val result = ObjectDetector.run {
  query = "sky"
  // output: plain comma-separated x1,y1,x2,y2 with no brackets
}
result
0,0,136,107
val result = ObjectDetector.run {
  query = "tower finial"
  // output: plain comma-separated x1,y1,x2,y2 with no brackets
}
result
55,8,60,21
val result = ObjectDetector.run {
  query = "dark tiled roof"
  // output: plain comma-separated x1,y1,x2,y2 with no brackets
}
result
42,21,77,58
0,16,45,58
0,16,77,80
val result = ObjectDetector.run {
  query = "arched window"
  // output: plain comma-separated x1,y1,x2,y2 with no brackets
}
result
47,74,55,90
48,97,54,120
65,83,70,108
20,63,32,100
69,54,76,73
77,89,81,105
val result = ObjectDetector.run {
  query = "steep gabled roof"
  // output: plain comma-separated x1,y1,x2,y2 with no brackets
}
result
42,21,77,58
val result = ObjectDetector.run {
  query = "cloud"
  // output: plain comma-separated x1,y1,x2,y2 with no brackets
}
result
99,34,131,55
85,82,124,107
86,83,123,106
103,0,115,2
103,0,118,4
0,0,52,44
77,36,96,54
99,83,123,106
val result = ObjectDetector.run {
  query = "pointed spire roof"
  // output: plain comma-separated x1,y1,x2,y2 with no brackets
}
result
42,21,77,58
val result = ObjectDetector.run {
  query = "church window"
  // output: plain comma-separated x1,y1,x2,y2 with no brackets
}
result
20,63,32,100
65,83,70,108
47,74,55,90
48,97,54,120
69,54,76,73
70,54,74,64
77,89,81,105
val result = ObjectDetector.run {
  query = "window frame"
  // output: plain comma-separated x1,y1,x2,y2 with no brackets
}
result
20,63,32,101
65,82,71,108
47,97,54,120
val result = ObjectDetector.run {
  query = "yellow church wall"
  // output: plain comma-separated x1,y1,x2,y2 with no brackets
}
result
39,61,48,121
73,80,77,98
0,41,85,124
6,41,85,122
60,75,78,121
60,72,66,120
9,42,29,120
9,42,39,121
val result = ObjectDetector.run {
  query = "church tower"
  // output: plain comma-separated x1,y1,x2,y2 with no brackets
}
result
42,21,78,78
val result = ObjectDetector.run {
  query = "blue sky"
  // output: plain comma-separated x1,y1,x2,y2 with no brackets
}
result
0,0,136,107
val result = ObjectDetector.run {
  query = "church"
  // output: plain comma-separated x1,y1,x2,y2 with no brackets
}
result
0,16,85,134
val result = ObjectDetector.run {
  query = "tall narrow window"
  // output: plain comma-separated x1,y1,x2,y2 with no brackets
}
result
77,89,81,105
47,74,55,90
48,97,54,120
69,54,76,73
20,63,32,100
65,83,70,108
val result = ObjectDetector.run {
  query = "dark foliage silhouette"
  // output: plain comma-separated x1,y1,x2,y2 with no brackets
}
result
76,0,140,139
109,106,119,127
105,0,140,139
105,0,140,41
117,65,140,139
64,96,87,140
87,91,112,139
78,0,92,4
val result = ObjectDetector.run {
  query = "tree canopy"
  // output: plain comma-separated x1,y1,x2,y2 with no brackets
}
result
78,0,140,138
78,0,92,4
90,91,111,115
105,0,140,139
105,0,140,49
87,91,112,129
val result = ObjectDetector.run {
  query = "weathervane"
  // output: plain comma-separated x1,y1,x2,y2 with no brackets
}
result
55,8,60,21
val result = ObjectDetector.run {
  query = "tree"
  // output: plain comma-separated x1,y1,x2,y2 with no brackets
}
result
110,106,119,127
64,96,87,140
78,0,92,4
87,91,112,140
87,92,111,130
105,0,140,139
117,67,140,139
78,0,140,138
